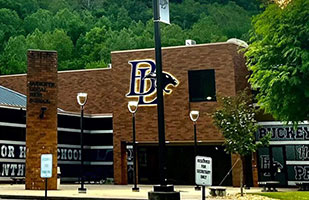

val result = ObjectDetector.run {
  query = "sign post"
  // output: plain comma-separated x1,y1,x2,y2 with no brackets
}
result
195,156,212,200
41,154,53,200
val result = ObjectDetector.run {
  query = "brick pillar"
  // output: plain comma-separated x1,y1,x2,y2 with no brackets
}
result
26,50,58,190
113,141,128,184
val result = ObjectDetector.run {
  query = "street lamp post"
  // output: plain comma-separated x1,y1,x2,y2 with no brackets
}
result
190,110,200,191
128,101,140,192
77,93,88,193
148,1,180,198
153,0,170,191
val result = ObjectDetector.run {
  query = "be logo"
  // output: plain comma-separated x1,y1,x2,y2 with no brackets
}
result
126,59,179,106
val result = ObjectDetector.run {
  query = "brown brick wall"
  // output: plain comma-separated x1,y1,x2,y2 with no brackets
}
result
232,47,250,93
0,69,113,114
26,50,58,190
57,69,113,114
0,74,27,95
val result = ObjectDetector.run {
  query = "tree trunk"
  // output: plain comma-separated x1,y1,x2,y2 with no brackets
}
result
240,156,244,196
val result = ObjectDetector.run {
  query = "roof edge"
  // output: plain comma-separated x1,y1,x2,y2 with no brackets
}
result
111,41,236,54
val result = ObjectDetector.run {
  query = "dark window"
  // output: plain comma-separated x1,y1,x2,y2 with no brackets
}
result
188,69,216,102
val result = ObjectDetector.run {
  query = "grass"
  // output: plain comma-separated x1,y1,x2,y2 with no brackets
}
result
255,192,309,200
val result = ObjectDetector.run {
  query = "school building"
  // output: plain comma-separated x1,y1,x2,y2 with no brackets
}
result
0,40,307,187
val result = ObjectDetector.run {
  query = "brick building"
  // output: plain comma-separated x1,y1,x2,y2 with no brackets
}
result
0,41,251,186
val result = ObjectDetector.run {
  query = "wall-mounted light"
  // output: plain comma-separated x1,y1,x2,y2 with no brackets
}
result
39,107,47,119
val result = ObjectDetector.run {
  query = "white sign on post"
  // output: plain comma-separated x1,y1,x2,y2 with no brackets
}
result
41,154,53,178
195,156,212,186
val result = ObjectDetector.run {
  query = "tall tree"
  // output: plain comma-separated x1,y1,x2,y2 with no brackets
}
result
212,91,270,196
0,8,22,50
206,2,252,40
0,35,27,75
53,9,86,44
23,9,54,34
188,14,227,44
78,27,108,68
245,0,309,122
26,29,74,70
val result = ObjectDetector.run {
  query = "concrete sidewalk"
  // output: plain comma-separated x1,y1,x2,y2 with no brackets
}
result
0,184,298,200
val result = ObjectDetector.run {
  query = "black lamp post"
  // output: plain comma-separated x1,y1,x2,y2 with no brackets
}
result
128,101,139,192
148,1,180,198
153,0,167,189
190,110,200,191
77,92,87,193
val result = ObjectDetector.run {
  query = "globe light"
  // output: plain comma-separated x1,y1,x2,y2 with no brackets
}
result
77,93,88,106
128,101,138,114
190,110,199,122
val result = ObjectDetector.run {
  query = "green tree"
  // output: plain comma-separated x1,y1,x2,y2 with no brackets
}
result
26,29,74,70
23,9,54,34
161,24,187,46
170,0,207,29
53,9,86,44
206,2,252,40
188,14,227,44
0,8,22,50
128,20,153,49
212,91,270,196
38,0,71,14
15,0,39,18
245,0,309,122
0,35,27,75
78,27,108,68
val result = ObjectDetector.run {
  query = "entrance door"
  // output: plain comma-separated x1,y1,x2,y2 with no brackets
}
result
137,145,232,185
257,146,287,185
270,146,287,185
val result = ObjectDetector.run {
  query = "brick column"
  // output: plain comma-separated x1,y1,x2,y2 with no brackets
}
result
26,50,58,190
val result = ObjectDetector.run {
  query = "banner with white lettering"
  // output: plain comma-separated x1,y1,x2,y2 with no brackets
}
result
159,0,170,24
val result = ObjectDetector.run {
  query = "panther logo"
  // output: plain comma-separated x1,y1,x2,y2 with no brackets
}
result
126,59,179,106
143,71,178,94
160,0,168,9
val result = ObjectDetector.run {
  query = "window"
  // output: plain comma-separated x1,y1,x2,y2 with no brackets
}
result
188,69,216,102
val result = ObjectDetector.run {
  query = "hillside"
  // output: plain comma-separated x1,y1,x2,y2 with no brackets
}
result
0,0,263,74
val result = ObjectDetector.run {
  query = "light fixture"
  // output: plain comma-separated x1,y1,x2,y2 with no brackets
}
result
77,92,88,193
128,101,138,114
77,93,88,106
190,110,200,191
128,100,139,192
190,110,199,122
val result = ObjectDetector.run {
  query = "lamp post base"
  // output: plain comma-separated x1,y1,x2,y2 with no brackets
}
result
148,185,180,200
195,185,201,191
132,187,140,192
78,187,87,193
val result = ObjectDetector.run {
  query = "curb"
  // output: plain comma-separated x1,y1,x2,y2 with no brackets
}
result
0,195,147,200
